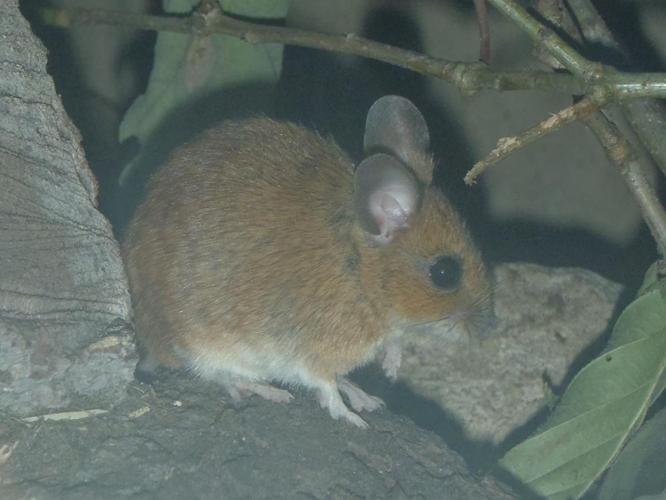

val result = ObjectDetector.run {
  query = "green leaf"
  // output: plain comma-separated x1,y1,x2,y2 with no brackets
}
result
636,260,665,297
598,408,666,500
118,0,290,186
499,264,666,499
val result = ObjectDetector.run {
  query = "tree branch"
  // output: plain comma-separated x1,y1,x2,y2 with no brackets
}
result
473,0,491,64
40,6,666,98
464,96,602,185
584,112,666,256
489,0,591,77
567,0,666,179
486,0,666,98
485,0,666,256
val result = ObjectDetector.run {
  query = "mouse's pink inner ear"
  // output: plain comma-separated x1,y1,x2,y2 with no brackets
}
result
363,95,432,184
354,153,420,246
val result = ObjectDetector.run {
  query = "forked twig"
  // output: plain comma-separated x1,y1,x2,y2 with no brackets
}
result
464,96,601,184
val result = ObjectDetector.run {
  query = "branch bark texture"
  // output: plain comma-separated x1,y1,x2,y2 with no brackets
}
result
44,5,666,97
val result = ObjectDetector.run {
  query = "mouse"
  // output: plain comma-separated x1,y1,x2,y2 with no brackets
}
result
122,95,492,427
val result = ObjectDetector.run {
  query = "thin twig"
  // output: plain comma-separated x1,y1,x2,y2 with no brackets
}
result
568,0,666,179
464,96,601,184
473,0,491,64
488,0,594,78
533,0,666,255
490,0,666,256
566,0,623,55
584,113,666,255
40,6,666,98
20,409,108,422
487,0,666,98
622,100,666,179
532,0,583,70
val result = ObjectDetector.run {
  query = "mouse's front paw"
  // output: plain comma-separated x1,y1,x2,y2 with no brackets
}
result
381,338,402,381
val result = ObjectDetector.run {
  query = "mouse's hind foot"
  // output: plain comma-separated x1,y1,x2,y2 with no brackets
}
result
220,376,293,404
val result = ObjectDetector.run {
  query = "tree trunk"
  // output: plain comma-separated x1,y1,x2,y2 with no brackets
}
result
0,0,134,416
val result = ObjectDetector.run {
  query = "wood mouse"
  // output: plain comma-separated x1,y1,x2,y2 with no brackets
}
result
122,95,492,427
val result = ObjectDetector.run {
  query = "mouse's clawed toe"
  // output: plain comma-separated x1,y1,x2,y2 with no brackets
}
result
316,381,368,428
337,377,384,412
344,411,368,429
224,379,293,404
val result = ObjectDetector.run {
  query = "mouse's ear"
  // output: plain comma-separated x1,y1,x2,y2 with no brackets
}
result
354,153,421,246
363,95,433,185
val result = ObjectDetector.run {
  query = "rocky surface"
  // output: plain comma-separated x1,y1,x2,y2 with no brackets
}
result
0,374,516,500
398,263,624,444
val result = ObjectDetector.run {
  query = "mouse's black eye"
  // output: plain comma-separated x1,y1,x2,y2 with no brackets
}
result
429,256,463,291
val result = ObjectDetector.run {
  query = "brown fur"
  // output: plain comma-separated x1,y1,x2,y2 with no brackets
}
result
123,117,490,386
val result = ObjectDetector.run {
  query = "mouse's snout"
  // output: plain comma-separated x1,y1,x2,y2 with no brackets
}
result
465,297,497,339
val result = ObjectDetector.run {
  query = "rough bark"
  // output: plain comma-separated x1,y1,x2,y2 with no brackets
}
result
0,0,134,416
